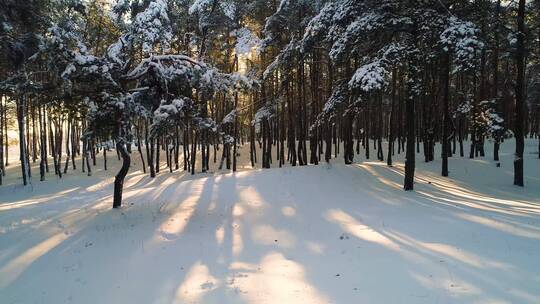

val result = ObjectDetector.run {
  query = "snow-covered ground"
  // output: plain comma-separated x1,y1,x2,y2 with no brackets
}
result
1,139,540,304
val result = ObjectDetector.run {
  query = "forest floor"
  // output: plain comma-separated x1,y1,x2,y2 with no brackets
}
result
1,139,540,304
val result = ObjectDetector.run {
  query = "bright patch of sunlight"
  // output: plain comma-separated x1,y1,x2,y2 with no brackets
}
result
215,225,225,245
306,241,325,254
508,288,540,303
232,204,245,216
85,177,115,192
0,187,80,211
282,206,296,217
357,163,403,190
443,278,482,297
0,232,69,288
228,261,257,272
456,213,540,240
410,273,483,298
325,209,400,251
422,243,509,270
174,262,219,304
237,186,266,209
390,231,511,270
251,225,296,248
156,180,204,241
232,220,243,256
228,252,329,304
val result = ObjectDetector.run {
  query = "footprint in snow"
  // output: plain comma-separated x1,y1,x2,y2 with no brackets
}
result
158,230,178,241
339,233,350,240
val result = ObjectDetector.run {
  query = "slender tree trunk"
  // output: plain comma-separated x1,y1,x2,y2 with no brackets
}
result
404,37,419,190
64,119,71,174
442,53,450,177
388,69,397,166
0,94,4,183
4,98,9,167
149,137,156,177
191,131,197,175
137,121,146,173
493,0,502,162
39,105,46,181
17,97,29,186
113,140,130,209
513,0,526,186
233,92,238,172
155,137,160,173
377,93,384,161
42,106,48,172
85,139,92,176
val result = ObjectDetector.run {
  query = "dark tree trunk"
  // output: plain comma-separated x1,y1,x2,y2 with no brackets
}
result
17,97,29,186
113,141,131,209
387,69,397,166
85,139,92,176
442,53,450,177
3,99,9,167
233,93,238,172
0,94,4,183
38,108,47,181
155,137,160,173
493,0,501,162
513,0,525,186
404,41,418,191
137,121,146,173
404,91,416,191
149,137,156,177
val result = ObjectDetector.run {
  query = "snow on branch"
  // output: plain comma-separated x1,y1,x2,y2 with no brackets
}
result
126,54,203,82
349,59,388,92
263,39,298,79
252,104,274,126
132,0,172,54
439,17,484,72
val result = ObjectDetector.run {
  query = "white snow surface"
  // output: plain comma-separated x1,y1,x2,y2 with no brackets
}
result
1,140,540,303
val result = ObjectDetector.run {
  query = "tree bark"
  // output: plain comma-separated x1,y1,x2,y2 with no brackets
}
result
442,53,450,177
513,0,526,187
113,140,131,209
17,97,29,186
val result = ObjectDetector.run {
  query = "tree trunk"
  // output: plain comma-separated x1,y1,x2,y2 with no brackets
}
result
233,93,238,172
442,53,450,177
404,39,418,190
113,141,131,209
17,97,29,186
387,69,397,166
513,0,525,187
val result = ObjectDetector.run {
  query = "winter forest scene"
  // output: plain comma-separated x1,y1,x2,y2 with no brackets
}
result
1,0,540,303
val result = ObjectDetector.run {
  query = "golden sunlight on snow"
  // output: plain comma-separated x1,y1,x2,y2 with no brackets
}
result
305,241,325,255
237,185,267,209
215,224,225,245
281,206,296,217
231,219,243,257
0,232,69,288
325,209,400,251
174,262,219,304
456,213,540,240
227,252,329,304
155,180,205,241
251,224,296,248
0,187,81,211
410,272,483,298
